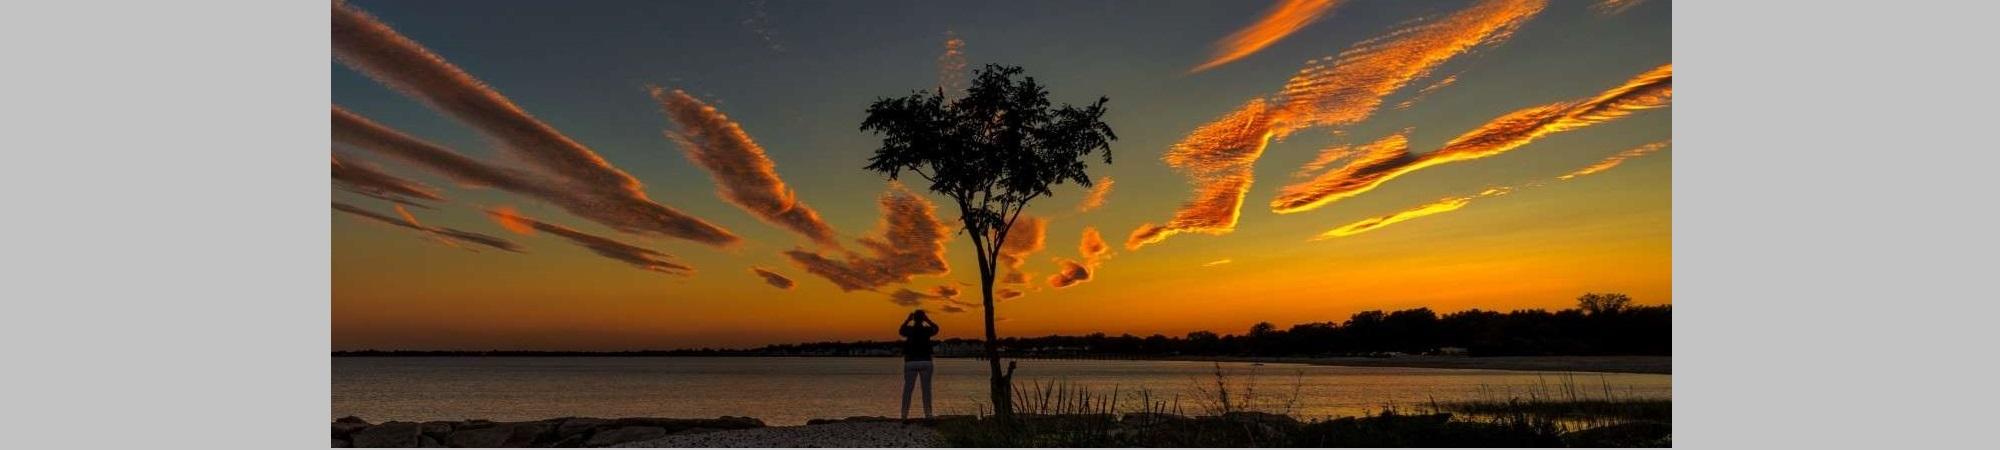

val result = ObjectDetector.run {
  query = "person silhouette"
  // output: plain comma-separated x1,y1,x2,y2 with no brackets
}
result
898,309,939,421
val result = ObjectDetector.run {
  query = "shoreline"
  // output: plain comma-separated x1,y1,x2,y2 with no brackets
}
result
334,353,1671,375
1131,355,1671,375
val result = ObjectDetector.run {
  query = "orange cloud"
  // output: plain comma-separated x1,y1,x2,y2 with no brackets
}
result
1074,176,1115,213
1203,259,1234,267
1394,74,1459,110
1126,100,1275,250
484,206,693,275
652,88,841,248
1132,0,1545,250
1273,64,1671,213
997,216,1048,284
333,202,521,253
750,267,796,290
938,33,968,94
784,184,951,292
1560,141,1669,180
1316,195,1476,239
332,2,737,247
887,284,976,313
1050,227,1114,288
1191,0,1344,73
1316,140,1668,239
996,288,1023,300
333,107,737,247
331,155,442,207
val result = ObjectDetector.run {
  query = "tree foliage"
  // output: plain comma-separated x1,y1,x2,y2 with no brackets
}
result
860,64,1116,417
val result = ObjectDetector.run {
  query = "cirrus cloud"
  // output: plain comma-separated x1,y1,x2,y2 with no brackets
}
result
486,206,694,275
783,184,951,292
652,87,840,248
333,1,737,247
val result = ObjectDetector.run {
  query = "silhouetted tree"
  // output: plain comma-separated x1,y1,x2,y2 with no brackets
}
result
1577,292,1633,315
860,64,1116,418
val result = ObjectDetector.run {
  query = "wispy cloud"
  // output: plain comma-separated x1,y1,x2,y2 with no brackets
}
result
333,107,738,247
997,288,1023,300
1125,100,1275,250
1591,0,1647,16
888,284,976,313
1191,0,1344,73
333,202,522,253
1274,64,1671,213
332,155,443,207
332,1,737,247
1131,0,1545,250
998,216,1048,284
1559,141,1668,180
1050,226,1114,288
740,0,785,52
651,88,841,248
750,267,796,290
486,206,694,275
1317,141,1669,239
1394,74,1459,110
1317,195,1477,239
784,184,951,292
1074,176,1115,213
1203,258,1234,267
938,33,968,94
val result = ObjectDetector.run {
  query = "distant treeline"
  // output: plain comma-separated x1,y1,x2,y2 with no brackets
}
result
335,293,1668,358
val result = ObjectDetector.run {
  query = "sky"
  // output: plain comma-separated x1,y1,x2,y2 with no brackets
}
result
331,0,1671,350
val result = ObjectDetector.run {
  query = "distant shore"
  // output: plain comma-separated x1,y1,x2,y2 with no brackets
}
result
334,351,1668,375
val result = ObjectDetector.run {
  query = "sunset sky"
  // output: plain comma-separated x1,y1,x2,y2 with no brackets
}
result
332,0,1671,350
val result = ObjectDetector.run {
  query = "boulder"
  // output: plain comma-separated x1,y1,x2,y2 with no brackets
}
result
351,421,422,448
447,422,549,448
333,438,350,448
605,417,764,433
446,426,512,448
556,417,609,438
584,426,668,447
333,422,371,439
335,416,371,424
417,422,453,442
418,435,442,448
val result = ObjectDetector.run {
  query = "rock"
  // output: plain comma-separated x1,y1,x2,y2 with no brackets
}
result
448,426,512,448
333,421,371,439
557,417,609,438
333,438,350,448
336,416,371,424
447,422,549,448
418,422,453,442
586,426,668,447
418,435,442,448
351,421,422,448
605,417,764,433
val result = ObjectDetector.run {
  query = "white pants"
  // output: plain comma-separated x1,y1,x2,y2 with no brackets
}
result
900,360,934,419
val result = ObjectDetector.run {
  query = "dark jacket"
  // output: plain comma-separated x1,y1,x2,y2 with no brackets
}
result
900,323,938,361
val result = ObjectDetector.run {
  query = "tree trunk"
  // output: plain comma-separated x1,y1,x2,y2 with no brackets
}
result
980,255,1013,418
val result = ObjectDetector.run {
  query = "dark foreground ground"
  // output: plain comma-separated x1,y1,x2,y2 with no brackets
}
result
1170,355,1672,374
333,406,1669,448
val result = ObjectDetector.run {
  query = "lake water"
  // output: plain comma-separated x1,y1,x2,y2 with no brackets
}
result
333,357,1670,426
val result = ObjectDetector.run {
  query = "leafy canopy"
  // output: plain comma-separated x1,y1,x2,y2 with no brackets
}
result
860,65,1116,261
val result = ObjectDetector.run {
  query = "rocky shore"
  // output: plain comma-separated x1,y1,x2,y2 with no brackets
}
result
330,415,765,448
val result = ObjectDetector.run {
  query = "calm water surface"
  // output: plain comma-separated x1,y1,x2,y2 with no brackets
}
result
333,357,1670,425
